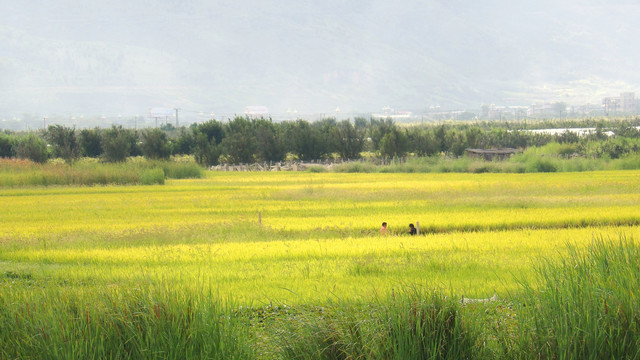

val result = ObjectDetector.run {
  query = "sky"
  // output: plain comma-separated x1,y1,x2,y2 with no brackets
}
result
1,0,639,121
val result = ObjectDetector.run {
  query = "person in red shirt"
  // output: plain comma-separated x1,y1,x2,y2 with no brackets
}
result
380,222,388,236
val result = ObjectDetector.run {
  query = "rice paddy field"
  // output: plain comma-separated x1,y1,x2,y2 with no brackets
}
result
1,169,640,358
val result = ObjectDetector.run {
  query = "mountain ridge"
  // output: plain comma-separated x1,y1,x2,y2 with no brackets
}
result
1,0,639,117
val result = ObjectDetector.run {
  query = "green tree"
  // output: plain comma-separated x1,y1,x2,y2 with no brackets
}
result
253,118,284,162
464,127,484,149
221,116,256,164
192,120,225,166
379,128,408,158
314,118,339,158
0,132,16,158
174,127,195,155
434,125,447,153
78,128,102,157
140,128,171,160
101,125,133,162
195,120,225,145
45,125,79,164
193,132,221,166
15,133,48,163
407,128,438,156
282,120,323,160
354,117,368,131
444,129,467,156
335,120,364,159
369,118,396,150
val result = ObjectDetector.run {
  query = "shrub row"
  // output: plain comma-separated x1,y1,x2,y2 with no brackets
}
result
2,117,639,166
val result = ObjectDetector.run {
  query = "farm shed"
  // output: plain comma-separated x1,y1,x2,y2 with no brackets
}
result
465,148,518,161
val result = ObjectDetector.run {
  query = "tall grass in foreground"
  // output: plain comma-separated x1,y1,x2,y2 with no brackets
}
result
0,157,203,187
271,289,481,360
266,237,640,360
0,283,253,360
514,237,640,359
2,237,640,359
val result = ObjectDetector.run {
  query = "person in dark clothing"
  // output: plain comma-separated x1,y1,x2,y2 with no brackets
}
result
409,223,417,235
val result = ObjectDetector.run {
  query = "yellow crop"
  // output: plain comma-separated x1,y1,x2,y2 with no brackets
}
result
1,170,640,304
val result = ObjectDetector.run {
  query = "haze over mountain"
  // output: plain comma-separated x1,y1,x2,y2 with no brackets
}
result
1,0,639,120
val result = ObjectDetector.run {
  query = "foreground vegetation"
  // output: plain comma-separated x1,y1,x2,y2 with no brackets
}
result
1,171,640,358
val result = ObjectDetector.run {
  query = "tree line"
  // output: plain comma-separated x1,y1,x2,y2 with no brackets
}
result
1,117,639,165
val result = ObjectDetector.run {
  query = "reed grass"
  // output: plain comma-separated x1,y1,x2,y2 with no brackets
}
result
0,282,253,360
0,158,203,187
514,237,640,359
333,151,640,174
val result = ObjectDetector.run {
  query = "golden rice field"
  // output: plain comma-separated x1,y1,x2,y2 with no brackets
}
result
2,170,640,305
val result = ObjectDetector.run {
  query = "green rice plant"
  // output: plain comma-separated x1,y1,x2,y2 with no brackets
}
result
524,157,558,173
514,236,640,360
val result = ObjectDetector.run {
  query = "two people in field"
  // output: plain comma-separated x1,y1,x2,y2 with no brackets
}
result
380,222,417,236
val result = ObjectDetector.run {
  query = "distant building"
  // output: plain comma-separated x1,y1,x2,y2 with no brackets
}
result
527,103,555,117
573,103,603,116
479,104,527,120
244,106,269,118
620,92,637,113
603,92,637,114
371,107,413,120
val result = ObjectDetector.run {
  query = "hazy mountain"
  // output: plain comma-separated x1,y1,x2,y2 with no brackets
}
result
1,0,639,119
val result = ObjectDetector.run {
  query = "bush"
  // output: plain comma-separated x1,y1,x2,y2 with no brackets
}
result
525,158,557,173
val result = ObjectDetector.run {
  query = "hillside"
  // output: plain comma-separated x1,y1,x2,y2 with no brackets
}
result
1,0,639,118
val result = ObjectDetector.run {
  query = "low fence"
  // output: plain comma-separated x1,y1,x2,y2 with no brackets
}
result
210,158,409,171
